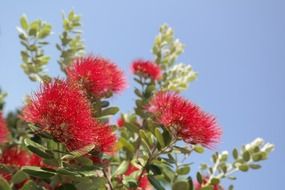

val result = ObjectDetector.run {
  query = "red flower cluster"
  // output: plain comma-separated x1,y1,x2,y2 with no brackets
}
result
0,146,42,167
0,146,43,189
146,92,222,148
22,80,116,152
93,122,116,153
0,112,9,143
131,60,161,80
67,56,126,98
125,165,151,190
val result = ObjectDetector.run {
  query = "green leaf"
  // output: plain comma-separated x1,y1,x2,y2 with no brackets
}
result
100,107,119,116
100,101,110,108
0,176,11,190
24,138,54,159
119,138,135,153
176,166,190,175
144,84,155,97
28,145,53,159
227,176,237,180
113,161,129,177
155,128,165,148
148,175,165,190
56,168,79,176
196,172,203,184
220,152,228,162
38,25,51,38
200,163,208,171
134,88,143,97
232,148,239,160
229,185,234,190
134,78,143,85
249,164,261,170
162,128,172,146
20,15,29,30
28,22,39,36
124,122,139,133
194,145,205,154
212,153,218,163
0,164,11,173
210,178,220,185
76,178,104,190
238,164,249,172
135,99,143,108
61,144,95,160
56,184,77,190
22,166,55,178
187,177,194,190
242,151,250,162
167,154,176,164
200,186,213,190
147,164,162,175
140,137,152,154
220,164,228,174
11,170,29,184
139,130,152,153
20,180,41,190
162,165,175,182
172,180,189,190
252,152,267,161
123,176,137,188
77,170,99,177
173,146,192,154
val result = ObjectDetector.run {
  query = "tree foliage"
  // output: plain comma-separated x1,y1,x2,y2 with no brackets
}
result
0,10,274,190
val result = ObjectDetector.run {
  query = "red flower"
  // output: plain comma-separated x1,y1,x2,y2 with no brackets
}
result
67,56,126,98
0,146,43,189
91,121,117,153
22,80,116,152
125,165,151,190
131,60,161,80
117,117,124,128
0,146,42,167
0,112,9,143
146,92,221,148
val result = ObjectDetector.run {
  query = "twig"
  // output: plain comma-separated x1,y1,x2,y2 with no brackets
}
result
103,168,114,190
136,138,177,188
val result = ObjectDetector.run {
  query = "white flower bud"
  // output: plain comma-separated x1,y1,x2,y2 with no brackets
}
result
251,137,264,147
261,143,275,153
221,151,229,156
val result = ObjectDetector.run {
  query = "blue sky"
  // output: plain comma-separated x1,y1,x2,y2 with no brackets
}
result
0,0,284,189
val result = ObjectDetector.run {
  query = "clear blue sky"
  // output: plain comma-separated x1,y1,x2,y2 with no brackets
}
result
0,1,284,189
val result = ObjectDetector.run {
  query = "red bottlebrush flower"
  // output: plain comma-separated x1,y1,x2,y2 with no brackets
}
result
125,165,151,190
92,121,116,154
146,92,222,148
131,60,161,80
67,56,126,98
117,117,124,128
0,112,9,143
22,80,116,152
22,80,95,151
0,146,42,167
